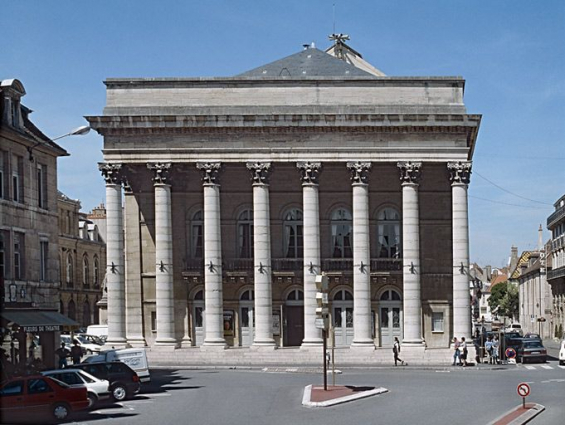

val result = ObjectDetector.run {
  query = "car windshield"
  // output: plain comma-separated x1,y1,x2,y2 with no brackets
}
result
523,342,543,348
78,334,104,345
45,376,70,388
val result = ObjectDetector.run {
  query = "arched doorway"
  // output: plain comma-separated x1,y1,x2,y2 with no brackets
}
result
192,289,205,346
82,300,91,327
239,289,254,347
332,289,354,346
379,288,402,347
284,289,304,346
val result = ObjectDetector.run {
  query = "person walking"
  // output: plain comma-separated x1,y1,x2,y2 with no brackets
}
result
70,340,82,365
393,337,405,366
55,343,68,369
485,336,494,364
460,337,468,367
452,337,461,366
492,335,500,364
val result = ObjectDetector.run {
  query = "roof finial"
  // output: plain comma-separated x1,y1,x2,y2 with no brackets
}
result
329,33,350,60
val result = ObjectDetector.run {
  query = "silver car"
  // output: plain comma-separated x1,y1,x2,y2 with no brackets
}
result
42,369,110,408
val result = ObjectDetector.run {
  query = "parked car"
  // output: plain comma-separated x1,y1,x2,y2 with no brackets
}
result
523,332,542,341
42,369,110,408
86,325,108,342
517,339,547,363
70,361,140,401
61,334,101,355
0,374,89,421
559,339,565,366
504,323,523,335
76,334,105,346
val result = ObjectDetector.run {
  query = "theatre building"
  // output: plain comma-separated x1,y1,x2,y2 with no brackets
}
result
86,39,481,362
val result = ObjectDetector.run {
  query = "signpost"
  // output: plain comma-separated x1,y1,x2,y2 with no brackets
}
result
315,273,329,391
506,347,516,365
517,382,530,409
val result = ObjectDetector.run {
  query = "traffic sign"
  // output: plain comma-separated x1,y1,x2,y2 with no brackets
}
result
506,347,516,359
517,383,530,397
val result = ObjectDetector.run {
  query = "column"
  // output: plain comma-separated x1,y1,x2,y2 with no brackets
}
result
99,163,127,346
297,162,323,347
397,161,424,345
148,162,177,346
247,162,276,347
348,162,374,347
448,161,472,341
197,162,227,347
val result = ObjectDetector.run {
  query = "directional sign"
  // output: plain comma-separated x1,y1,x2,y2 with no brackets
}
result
517,383,530,397
506,347,516,359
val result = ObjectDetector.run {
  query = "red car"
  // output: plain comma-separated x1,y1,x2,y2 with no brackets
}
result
0,374,89,422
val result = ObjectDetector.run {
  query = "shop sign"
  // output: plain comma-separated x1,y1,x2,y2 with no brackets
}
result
23,325,61,332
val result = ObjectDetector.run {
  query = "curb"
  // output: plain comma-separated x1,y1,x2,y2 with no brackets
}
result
487,403,545,425
302,384,388,407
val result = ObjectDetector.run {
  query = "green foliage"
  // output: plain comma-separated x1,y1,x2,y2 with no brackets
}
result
487,281,519,320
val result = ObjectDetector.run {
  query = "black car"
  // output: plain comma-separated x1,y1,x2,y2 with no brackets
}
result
517,339,547,363
71,361,140,401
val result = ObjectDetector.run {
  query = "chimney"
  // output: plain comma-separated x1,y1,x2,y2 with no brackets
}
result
538,224,543,251
485,265,492,281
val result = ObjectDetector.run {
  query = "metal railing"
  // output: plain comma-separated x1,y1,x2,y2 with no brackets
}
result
547,266,565,281
547,204,565,228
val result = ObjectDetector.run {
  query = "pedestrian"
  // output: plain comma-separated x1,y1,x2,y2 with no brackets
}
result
452,337,461,366
55,342,68,369
460,337,468,367
492,335,500,364
70,340,82,365
485,336,493,364
393,337,405,366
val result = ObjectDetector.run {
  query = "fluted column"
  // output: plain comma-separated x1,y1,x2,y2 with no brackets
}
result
247,162,276,347
197,162,226,347
348,162,374,347
99,163,126,345
297,162,323,347
148,162,177,346
448,161,472,341
398,161,424,345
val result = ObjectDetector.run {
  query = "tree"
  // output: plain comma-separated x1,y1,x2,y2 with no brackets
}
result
488,281,519,320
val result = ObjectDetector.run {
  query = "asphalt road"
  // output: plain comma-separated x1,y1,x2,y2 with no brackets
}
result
58,358,565,425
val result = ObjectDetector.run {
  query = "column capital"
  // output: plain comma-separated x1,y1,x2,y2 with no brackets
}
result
196,162,222,184
147,162,172,185
98,163,123,185
397,161,422,184
297,161,322,184
447,161,472,185
246,162,272,185
347,161,371,184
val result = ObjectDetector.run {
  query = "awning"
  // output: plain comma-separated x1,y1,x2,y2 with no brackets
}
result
0,310,79,332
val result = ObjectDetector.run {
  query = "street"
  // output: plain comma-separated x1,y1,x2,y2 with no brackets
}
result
58,359,565,425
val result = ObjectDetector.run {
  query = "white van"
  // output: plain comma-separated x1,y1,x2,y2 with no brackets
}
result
86,325,108,341
84,347,150,382
504,323,523,335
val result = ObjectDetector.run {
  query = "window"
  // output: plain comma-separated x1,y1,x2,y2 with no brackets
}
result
0,380,24,396
14,232,24,280
93,257,99,287
380,289,401,301
283,208,303,258
331,208,352,258
68,299,76,321
377,208,401,258
190,210,203,258
151,311,156,332
0,232,6,279
0,151,4,199
237,209,253,258
66,253,73,287
40,240,48,281
82,255,90,287
286,289,304,301
12,154,23,203
37,163,48,209
333,289,353,301
432,312,444,332
27,378,52,394
240,289,254,301
82,300,91,326
60,299,65,315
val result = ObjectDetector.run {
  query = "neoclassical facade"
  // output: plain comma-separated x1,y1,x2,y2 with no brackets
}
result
86,42,481,356
547,195,565,338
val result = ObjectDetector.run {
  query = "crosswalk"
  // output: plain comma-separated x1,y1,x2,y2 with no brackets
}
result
521,364,565,371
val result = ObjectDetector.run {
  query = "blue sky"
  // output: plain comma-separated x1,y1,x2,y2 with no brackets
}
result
2,1,564,267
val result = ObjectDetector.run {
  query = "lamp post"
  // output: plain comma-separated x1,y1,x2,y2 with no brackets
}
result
28,125,90,161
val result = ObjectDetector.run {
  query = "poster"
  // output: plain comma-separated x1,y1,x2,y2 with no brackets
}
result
272,312,281,336
223,310,234,336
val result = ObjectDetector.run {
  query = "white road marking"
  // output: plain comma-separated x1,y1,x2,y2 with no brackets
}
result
541,365,553,370
144,392,172,397
558,365,565,370
524,365,536,370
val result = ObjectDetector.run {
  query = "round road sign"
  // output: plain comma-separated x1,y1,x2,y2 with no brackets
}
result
506,347,516,359
517,383,530,397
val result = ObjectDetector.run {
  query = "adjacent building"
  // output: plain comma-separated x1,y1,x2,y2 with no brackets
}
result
86,39,481,361
547,194,565,339
58,192,106,328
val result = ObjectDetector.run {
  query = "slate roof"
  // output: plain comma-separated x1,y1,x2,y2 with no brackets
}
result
236,47,377,78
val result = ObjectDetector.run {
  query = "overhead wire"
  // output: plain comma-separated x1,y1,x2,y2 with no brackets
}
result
473,171,553,206
469,195,548,210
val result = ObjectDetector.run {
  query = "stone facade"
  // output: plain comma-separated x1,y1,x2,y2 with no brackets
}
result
58,192,106,328
547,195,565,338
86,43,481,359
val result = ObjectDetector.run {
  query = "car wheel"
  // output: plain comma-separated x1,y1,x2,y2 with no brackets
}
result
112,384,127,401
87,393,98,409
52,402,70,420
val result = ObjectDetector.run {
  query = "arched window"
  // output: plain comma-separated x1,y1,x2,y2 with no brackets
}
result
333,289,353,301
66,254,73,288
286,289,304,301
237,209,253,258
240,289,254,301
68,299,76,321
380,289,402,301
190,210,204,259
194,289,204,300
59,299,65,315
377,208,401,258
82,300,91,326
283,208,303,258
82,255,90,287
331,208,352,258
93,257,99,287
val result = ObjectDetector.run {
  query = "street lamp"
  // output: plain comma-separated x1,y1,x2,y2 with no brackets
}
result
27,125,90,161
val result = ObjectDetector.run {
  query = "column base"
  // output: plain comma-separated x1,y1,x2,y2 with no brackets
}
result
200,341,228,351
103,337,129,350
350,339,375,350
300,339,323,349
402,338,425,346
126,337,147,348
154,338,180,348
181,337,193,348
250,342,277,350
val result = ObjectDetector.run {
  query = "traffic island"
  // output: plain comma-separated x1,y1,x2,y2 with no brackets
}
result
302,384,388,407
488,403,545,425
